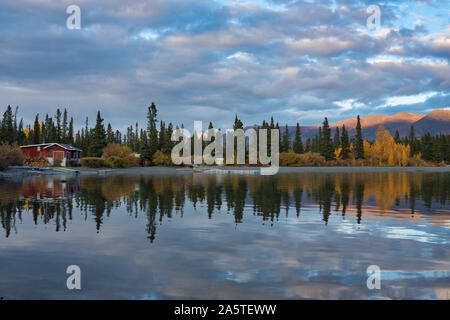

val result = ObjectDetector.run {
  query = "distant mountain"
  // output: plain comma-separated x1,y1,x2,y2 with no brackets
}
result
246,109,450,141
412,110,450,137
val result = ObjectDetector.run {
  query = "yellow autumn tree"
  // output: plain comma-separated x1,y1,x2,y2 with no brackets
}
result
364,126,412,166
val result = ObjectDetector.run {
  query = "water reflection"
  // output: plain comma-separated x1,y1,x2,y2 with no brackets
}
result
1,172,449,239
0,171,449,299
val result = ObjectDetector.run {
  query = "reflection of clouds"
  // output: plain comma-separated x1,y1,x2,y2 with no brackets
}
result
381,270,450,281
1,172,449,299
383,226,448,244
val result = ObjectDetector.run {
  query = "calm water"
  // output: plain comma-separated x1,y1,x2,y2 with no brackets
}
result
0,170,449,299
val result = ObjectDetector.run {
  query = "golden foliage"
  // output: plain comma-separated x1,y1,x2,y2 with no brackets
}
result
0,144,24,170
279,152,326,166
152,150,171,166
102,144,132,159
101,144,141,167
363,126,414,167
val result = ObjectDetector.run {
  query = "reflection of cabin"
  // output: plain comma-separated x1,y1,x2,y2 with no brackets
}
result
20,143,82,167
22,178,81,200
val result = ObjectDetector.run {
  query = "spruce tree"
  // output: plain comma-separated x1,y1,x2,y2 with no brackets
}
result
159,120,167,152
355,115,364,159
33,114,40,144
281,124,290,152
409,125,417,156
341,125,350,160
144,102,158,163
233,115,243,130
293,122,304,154
43,114,49,143
1,105,14,144
55,108,62,143
333,127,340,150
321,117,334,160
17,118,25,146
88,111,106,157
394,129,400,143
166,122,174,155
421,132,433,161
62,108,68,143
305,138,311,153
106,123,114,144
82,117,90,156
67,117,74,145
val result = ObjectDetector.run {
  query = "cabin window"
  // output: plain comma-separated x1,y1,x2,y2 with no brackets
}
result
37,146,40,151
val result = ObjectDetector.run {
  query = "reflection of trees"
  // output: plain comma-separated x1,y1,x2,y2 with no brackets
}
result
0,172,448,240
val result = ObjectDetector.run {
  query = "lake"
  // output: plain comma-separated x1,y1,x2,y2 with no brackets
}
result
0,169,449,299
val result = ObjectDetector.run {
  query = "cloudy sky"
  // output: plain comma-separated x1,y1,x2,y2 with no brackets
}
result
0,0,449,131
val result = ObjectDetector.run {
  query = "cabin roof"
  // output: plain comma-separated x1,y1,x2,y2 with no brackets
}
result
20,143,82,152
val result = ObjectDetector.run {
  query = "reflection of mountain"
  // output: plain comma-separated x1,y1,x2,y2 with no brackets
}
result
254,109,450,141
0,172,448,240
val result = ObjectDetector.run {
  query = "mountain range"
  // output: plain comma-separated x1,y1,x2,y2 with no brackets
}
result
251,109,450,141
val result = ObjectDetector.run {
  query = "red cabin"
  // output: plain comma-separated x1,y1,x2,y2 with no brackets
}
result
20,143,82,167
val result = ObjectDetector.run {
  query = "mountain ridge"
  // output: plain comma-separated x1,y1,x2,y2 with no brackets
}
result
246,109,450,141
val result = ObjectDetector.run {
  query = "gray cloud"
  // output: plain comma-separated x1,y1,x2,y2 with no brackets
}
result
0,0,448,130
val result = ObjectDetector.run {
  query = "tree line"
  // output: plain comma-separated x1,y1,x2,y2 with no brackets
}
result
1,104,449,165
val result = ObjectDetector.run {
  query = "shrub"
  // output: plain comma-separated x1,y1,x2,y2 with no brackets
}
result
66,160,81,167
102,144,142,167
125,153,141,167
81,157,105,168
279,152,301,166
53,159,62,167
279,152,326,166
152,150,171,166
105,156,126,168
297,152,326,166
102,144,132,159
0,144,24,170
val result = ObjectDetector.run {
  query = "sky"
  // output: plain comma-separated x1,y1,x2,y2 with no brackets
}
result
0,0,449,131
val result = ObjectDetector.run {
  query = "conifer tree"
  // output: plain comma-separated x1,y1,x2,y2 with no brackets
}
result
17,118,25,146
33,114,40,144
165,122,174,155
409,125,417,156
305,138,311,153
55,108,62,143
281,124,289,152
88,111,106,157
144,102,158,163
106,123,114,144
293,122,304,154
321,117,334,160
62,108,68,143
1,105,14,144
333,127,340,150
341,125,350,160
67,117,74,145
355,115,364,159
394,129,400,143
233,115,243,130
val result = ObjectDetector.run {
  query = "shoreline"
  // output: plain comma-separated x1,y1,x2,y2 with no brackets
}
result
1,165,449,180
